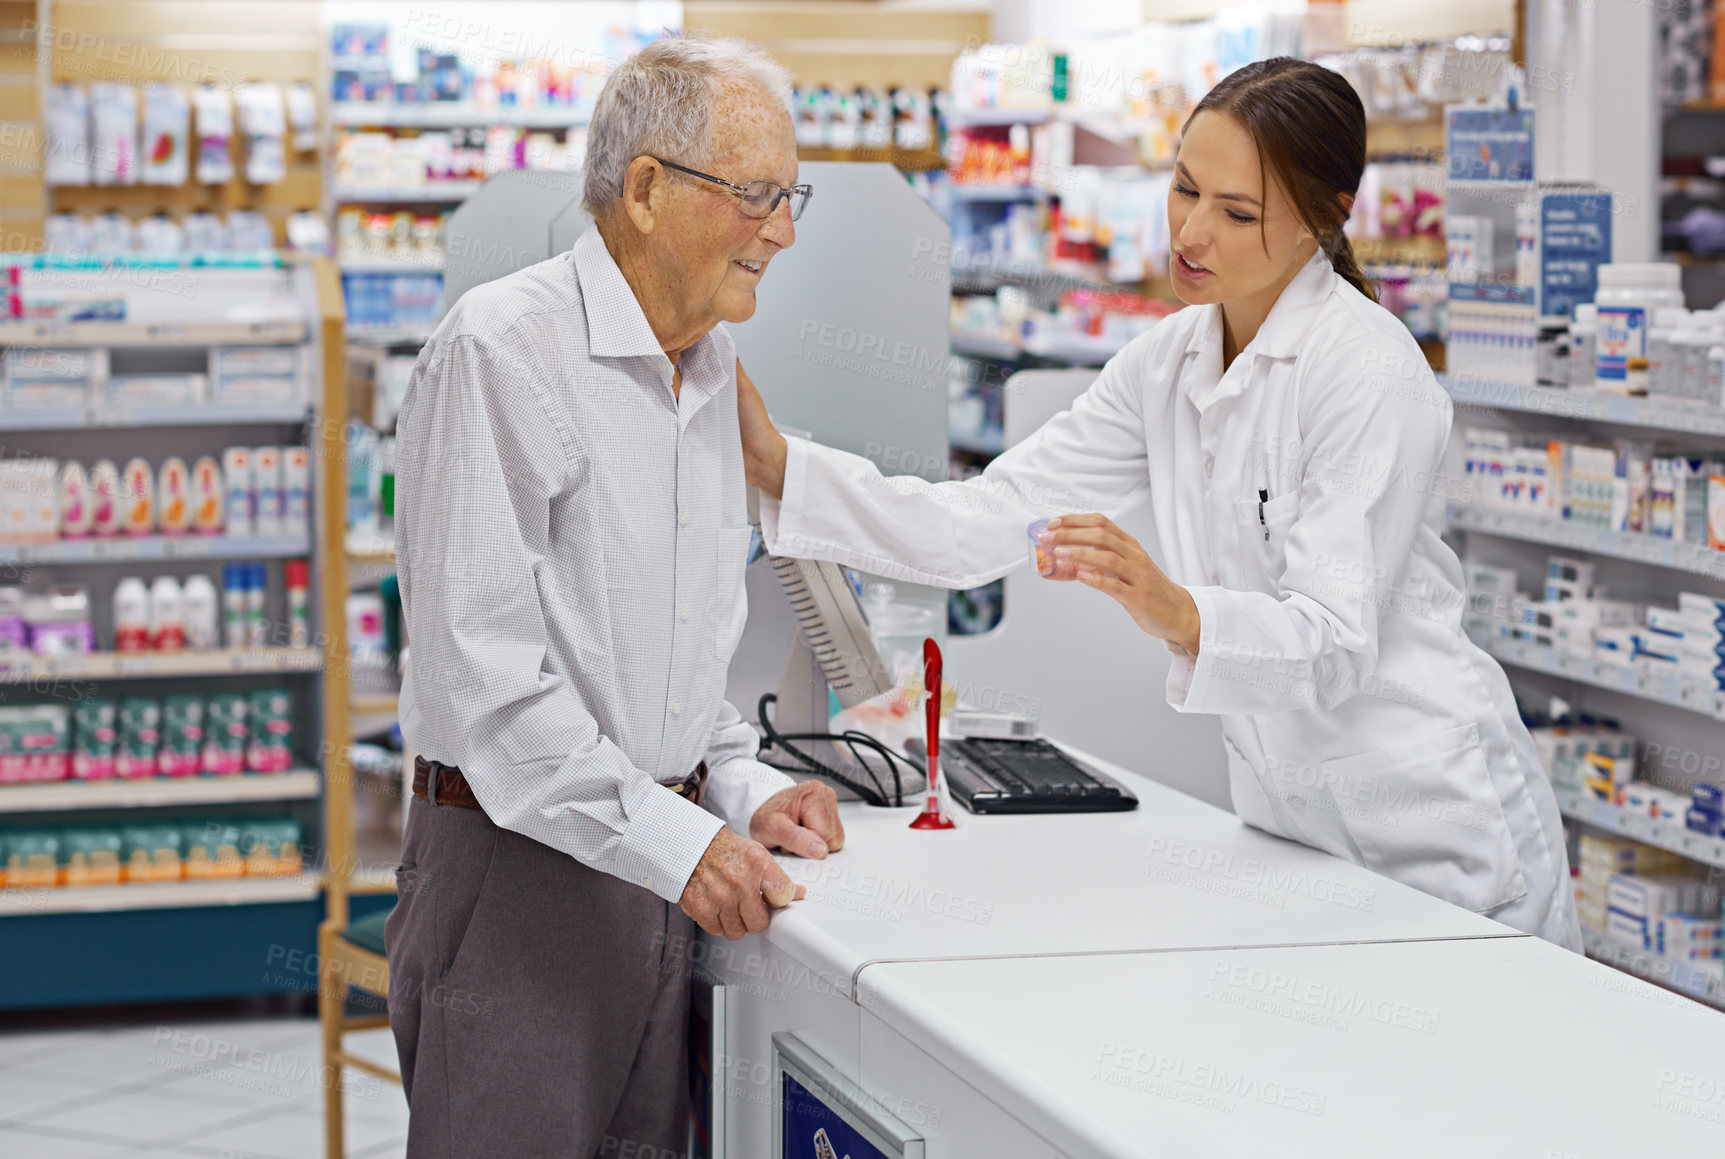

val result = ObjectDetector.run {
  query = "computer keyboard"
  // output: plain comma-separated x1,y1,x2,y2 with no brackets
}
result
941,737,1139,814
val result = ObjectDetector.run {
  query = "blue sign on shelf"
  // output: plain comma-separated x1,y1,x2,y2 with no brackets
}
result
1446,107,1535,182
1539,190,1612,319
781,1073,893,1159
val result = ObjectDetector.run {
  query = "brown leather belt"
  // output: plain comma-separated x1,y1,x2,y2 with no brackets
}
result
412,756,708,809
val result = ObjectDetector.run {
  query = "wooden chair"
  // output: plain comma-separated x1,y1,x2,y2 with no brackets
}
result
308,255,403,1156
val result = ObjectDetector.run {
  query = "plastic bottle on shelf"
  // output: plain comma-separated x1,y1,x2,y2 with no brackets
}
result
157,456,190,535
121,457,155,536
245,561,267,647
1593,263,1683,389
113,577,150,652
182,574,218,650
221,562,247,649
149,576,184,651
254,447,283,537
59,461,92,539
1568,304,1597,389
90,459,121,537
1647,307,1687,396
223,447,254,537
284,559,309,648
191,455,224,535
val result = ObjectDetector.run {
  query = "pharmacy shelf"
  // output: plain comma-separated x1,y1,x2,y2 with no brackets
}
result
0,769,319,813
950,332,1021,361
331,102,589,128
1580,925,1725,1010
944,107,1051,127
0,648,321,682
1440,374,1725,439
0,533,309,566
1021,332,1127,366
947,184,1050,202
1472,633,1725,720
1448,505,1725,581
0,874,321,917
346,325,433,347
337,255,445,273
1554,785,1725,869
0,320,307,347
332,182,483,203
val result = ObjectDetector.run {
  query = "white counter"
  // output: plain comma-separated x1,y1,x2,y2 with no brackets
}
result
857,936,1725,1157
760,747,1514,999
701,749,1718,1158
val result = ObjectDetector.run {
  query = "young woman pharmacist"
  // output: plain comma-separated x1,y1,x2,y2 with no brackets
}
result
739,57,1582,950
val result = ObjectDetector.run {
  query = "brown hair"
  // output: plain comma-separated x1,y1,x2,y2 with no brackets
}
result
1185,57,1376,302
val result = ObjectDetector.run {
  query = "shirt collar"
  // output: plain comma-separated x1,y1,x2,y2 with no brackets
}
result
1180,250,1336,412
574,225,672,360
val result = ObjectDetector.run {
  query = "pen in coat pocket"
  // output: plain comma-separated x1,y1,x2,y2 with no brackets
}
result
1258,488,1269,541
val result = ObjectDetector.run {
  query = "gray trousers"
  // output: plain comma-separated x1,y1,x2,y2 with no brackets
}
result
386,795,694,1158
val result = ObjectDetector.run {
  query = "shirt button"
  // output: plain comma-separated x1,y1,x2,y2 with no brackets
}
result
679,608,690,622
643,877,655,890
1203,454,1215,478
678,513,688,527
671,703,682,716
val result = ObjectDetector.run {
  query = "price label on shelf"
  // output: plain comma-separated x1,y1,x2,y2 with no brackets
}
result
114,656,153,674
164,537,213,559
1621,813,1651,841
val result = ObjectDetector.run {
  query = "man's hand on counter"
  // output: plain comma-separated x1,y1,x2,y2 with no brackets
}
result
750,780,845,860
680,828,804,940
737,358,788,499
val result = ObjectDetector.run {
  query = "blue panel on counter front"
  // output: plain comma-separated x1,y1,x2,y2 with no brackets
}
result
1446,107,1535,182
1540,191,1613,319
782,1072,894,1159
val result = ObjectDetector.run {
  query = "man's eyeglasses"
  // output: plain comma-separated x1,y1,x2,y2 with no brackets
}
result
648,157,812,222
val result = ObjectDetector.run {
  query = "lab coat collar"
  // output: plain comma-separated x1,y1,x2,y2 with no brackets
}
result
574,224,672,360
1180,251,1336,413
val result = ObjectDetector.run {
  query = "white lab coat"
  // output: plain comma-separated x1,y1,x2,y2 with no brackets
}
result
760,252,1583,951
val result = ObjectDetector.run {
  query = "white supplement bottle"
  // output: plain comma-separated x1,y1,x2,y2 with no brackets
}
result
1594,263,1683,389
113,577,150,651
181,575,219,650
1569,304,1597,388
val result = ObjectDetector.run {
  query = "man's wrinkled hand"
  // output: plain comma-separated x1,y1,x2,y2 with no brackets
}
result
751,780,845,861
679,828,804,941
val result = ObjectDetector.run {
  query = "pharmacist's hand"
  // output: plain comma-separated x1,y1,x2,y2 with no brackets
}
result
751,780,845,860
1038,513,1202,654
737,359,788,499
680,828,804,941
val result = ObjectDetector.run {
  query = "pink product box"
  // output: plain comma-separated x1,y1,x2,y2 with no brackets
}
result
116,749,158,779
156,749,202,777
71,751,117,779
0,751,69,782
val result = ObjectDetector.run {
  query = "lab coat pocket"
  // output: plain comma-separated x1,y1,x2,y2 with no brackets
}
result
1232,492,1299,583
710,527,753,660
1322,722,1527,915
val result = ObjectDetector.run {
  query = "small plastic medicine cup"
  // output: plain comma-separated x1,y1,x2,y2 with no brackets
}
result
1027,517,1053,576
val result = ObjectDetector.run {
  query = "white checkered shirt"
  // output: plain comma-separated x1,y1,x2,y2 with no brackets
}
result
395,224,794,902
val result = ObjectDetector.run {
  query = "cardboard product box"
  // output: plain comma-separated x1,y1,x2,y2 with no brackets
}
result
0,457,60,543
202,692,248,774
183,820,244,879
0,704,70,783
3,829,59,888
156,694,204,777
238,818,303,876
2,347,105,410
1606,907,1648,947
120,822,181,882
245,688,293,773
116,697,160,779
106,373,208,409
60,827,122,886
70,698,117,780
211,345,305,406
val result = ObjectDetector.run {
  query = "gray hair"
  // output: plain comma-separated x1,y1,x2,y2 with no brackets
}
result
582,34,792,217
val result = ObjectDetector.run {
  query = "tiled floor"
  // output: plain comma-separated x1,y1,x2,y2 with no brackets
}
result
0,1018,406,1158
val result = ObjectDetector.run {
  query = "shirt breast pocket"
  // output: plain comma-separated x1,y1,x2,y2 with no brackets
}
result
1231,491,1299,585
710,527,753,660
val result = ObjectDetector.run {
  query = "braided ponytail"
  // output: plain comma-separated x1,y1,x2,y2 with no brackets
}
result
1323,230,1378,303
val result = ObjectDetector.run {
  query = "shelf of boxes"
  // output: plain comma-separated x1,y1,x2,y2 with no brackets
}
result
1555,786,1725,869
1580,925,1725,1010
0,403,309,432
0,534,310,567
1440,374,1725,439
0,648,321,683
337,256,446,274
0,874,322,918
331,182,483,203
1472,632,1725,720
345,325,433,348
0,320,308,348
947,184,1051,203
1447,505,1725,581
330,102,589,129
0,769,320,814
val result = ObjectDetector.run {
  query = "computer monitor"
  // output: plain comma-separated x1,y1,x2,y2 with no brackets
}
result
768,554,891,732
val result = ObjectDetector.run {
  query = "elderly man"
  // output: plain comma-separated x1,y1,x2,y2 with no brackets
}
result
385,35,844,1158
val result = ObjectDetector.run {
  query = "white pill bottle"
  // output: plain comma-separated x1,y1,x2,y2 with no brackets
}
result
1593,263,1683,389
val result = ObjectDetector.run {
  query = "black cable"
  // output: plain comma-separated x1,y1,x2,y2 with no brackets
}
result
757,693,898,807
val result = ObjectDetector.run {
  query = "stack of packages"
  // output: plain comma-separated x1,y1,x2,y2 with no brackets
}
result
1606,866,1723,962
1527,714,1636,800
1577,834,1688,934
1,816,303,888
1633,593,1725,695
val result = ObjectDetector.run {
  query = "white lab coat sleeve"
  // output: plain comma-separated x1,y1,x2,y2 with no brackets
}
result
700,698,796,836
759,342,1153,588
1169,338,1450,715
